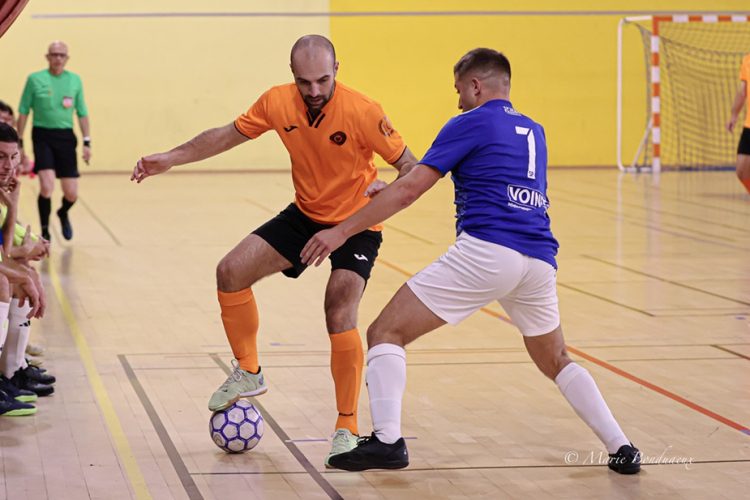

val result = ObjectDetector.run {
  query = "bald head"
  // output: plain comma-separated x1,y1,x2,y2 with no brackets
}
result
290,35,336,66
48,40,68,54
289,35,339,112
46,40,69,75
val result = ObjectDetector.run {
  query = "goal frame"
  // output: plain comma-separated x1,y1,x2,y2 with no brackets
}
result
616,14,750,173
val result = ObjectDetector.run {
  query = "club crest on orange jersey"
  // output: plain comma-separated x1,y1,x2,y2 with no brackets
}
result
330,131,347,146
378,117,395,137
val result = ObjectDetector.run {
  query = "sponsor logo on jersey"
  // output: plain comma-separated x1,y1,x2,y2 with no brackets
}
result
284,125,298,132
507,184,549,211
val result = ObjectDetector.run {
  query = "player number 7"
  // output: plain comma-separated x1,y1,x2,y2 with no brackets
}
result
515,126,536,180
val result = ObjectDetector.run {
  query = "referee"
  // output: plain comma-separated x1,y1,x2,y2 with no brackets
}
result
17,41,91,241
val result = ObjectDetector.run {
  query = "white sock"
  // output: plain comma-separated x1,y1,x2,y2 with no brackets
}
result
366,343,407,444
0,299,32,378
0,300,10,350
556,362,630,454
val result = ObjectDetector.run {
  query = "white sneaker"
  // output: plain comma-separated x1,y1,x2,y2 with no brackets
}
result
325,428,358,468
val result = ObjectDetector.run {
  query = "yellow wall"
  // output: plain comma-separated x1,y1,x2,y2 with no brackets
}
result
1,1,747,171
0,0,329,172
330,0,750,167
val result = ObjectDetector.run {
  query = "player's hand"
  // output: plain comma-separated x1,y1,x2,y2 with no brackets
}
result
18,279,42,319
364,179,388,198
300,228,347,267
83,145,92,165
131,153,173,183
727,116,739,132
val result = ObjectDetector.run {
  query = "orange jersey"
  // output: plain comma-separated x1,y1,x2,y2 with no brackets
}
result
235,82,406,230
742,53,750,128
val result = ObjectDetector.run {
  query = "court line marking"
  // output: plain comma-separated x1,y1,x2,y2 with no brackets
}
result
78,197,123,246
32,10,750,19
711,345,750,361
118,355,204,500
566,346,750,435
47,261,154,500
188,457,750,475
553,183,748,236
556,282,654,316
582,255,750,306
210,355,345,500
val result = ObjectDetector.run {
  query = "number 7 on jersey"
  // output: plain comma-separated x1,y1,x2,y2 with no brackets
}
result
515,126,536,180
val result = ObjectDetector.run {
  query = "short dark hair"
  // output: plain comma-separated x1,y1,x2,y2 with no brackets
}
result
0,122,19,144
0,100,12,116
453,48,511,83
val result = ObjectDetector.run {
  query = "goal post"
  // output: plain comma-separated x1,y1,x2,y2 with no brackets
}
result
617,14,750,173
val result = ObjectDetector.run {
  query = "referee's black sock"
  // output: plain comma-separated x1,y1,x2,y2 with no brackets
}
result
38,195,51,230
60,196,76,214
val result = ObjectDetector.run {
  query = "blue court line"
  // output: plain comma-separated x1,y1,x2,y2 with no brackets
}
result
270,342,306,347
31,10,750,19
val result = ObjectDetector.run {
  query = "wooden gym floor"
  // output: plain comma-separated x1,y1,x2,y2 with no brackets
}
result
1,167,748,499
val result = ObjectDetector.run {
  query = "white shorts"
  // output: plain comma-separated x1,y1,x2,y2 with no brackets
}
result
406,232,560,336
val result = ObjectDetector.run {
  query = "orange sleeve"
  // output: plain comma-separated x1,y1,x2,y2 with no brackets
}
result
235,90,273,139
361,102,407,165
742,55,750,82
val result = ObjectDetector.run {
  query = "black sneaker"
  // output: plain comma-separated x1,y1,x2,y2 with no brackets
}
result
41,226,51,241
10,368,54,397
24,365,55,384
0,390,36,416
0,375,37,403
327,433,409,471
608,443,641,474
57,208,73,240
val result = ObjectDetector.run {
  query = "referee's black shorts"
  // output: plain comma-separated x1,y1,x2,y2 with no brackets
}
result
32,126,79,178
738,127,750,156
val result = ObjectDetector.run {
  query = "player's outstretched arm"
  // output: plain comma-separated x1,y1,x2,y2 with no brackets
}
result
131,122,250,183
301,164,442,267
728,81,747,132
365,147,421,198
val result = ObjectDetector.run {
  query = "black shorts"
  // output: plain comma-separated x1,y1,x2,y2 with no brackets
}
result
253,203,382,282
32,127,79,178
739,127,750,156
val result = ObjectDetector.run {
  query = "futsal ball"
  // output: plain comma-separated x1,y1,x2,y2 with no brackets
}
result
209,400,264,453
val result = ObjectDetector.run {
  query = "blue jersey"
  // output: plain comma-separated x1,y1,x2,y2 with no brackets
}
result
419,99,559,268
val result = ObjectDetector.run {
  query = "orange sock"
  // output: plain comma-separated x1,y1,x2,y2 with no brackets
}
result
742,178,750,195
218,288,260,373
330,329,364,435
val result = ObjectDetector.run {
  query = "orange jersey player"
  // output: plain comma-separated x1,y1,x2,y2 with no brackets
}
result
728,53,750,194
132,35,418,466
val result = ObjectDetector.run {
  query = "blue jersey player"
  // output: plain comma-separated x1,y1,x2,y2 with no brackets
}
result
301,48,641,475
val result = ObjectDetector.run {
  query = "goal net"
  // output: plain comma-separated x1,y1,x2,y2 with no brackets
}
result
625,15,750,172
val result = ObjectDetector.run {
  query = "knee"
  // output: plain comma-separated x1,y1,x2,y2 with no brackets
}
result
538,349,573,381
40,184,53,198
325,302,356,333
216,256,244,292
366,315,403,349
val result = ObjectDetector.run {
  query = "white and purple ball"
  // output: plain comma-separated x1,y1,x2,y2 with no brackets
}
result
209,400,264,453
